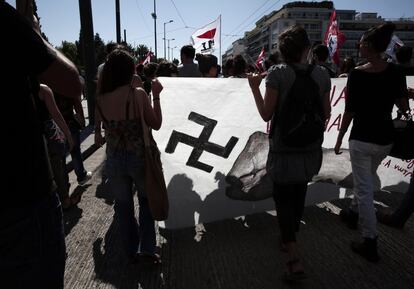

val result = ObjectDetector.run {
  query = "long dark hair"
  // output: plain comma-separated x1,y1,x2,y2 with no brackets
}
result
195,53,218,76
98,49,135,94
362,22,396,53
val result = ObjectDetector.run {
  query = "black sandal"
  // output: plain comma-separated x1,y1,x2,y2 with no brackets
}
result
136,253,162,266
282,259,307,282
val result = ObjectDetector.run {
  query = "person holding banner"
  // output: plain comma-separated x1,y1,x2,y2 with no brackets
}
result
248,25,331,281
334,22,410,263
96,49,164,265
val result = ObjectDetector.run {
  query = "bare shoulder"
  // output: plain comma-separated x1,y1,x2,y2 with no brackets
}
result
354,63,369,71
39,84,53,100
133,87,148,100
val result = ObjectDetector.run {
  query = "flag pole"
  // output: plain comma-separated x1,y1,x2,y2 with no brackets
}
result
219,15,222,66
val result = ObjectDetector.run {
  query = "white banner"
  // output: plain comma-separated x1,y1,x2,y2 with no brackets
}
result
155,77,414,229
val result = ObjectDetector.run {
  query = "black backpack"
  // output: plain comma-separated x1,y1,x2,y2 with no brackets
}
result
274,65,325,147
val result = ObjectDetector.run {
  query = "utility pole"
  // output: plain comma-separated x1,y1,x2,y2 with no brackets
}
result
78,0,97,124
115,0,121,43
163,20,173,59
124,29,127,43
151,0,157,59
167,38,175,61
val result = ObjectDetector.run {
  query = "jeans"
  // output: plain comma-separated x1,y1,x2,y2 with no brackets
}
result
49,153,69,201
0,193,66,289
349,140,392,239
273,182,308,243
106,150,156,258
393,169,414,225
70,126,87,181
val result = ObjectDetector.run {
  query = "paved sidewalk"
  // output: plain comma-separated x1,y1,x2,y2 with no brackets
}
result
63,137,414,289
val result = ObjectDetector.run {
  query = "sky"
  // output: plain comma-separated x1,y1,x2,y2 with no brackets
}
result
5,0,414,60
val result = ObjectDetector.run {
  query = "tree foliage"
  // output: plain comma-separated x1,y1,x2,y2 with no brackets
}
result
57,41,78,66
136,44,149,62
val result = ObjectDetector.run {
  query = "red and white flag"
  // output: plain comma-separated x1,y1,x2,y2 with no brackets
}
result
141,51,153,65
191,15,221,54
255,47,266,72
324,10,345,66
385,35,404,60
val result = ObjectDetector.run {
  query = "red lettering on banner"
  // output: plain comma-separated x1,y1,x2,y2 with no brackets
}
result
382,158,413,177
330,85,336,105
327,114,342,132
332,86,347,107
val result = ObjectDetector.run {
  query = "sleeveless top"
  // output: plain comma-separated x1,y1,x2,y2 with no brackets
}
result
105,118,145,158
99,88,145,158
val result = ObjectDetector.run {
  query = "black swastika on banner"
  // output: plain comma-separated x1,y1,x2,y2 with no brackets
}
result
165,112,239,173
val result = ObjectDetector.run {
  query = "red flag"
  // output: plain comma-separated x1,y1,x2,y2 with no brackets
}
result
140,51,153,65
324,10,345,65
255,47,266,72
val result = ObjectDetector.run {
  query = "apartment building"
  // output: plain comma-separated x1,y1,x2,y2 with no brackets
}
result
223,1,414,65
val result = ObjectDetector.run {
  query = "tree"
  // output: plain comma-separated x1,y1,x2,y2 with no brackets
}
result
94,33,106,65
136,44,149,62
57,41,78,66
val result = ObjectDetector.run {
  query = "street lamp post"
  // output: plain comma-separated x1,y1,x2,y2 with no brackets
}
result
151,0,157,58
167,38,175,61
171,46,177,61
163,20,173,59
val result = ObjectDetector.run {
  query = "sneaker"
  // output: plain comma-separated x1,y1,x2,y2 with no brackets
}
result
351,237,379,263
339,208,359,230
78,171,92,186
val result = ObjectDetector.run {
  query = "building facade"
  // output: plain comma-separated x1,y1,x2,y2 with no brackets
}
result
223,1,414,66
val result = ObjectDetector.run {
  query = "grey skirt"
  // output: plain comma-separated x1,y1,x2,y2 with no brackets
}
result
267,148,322,184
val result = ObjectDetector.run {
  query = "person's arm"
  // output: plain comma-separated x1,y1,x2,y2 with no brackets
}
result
334,111,354,155
141,79,163,130
335,74,355,154
248,73,278,122
39,84,74,151
38,42,82,99
14,0,82,99
73,97,86,128
94,98,105,146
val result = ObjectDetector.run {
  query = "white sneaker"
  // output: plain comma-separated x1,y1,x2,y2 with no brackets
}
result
78,171,92,186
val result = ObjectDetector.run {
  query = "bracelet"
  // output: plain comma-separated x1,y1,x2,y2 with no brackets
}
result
153,97,160,101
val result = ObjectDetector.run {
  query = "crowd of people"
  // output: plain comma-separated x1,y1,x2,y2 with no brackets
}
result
2,1,414,288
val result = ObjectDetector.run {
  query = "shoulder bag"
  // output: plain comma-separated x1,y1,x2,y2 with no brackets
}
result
136,90,169,221
389,112,414,160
